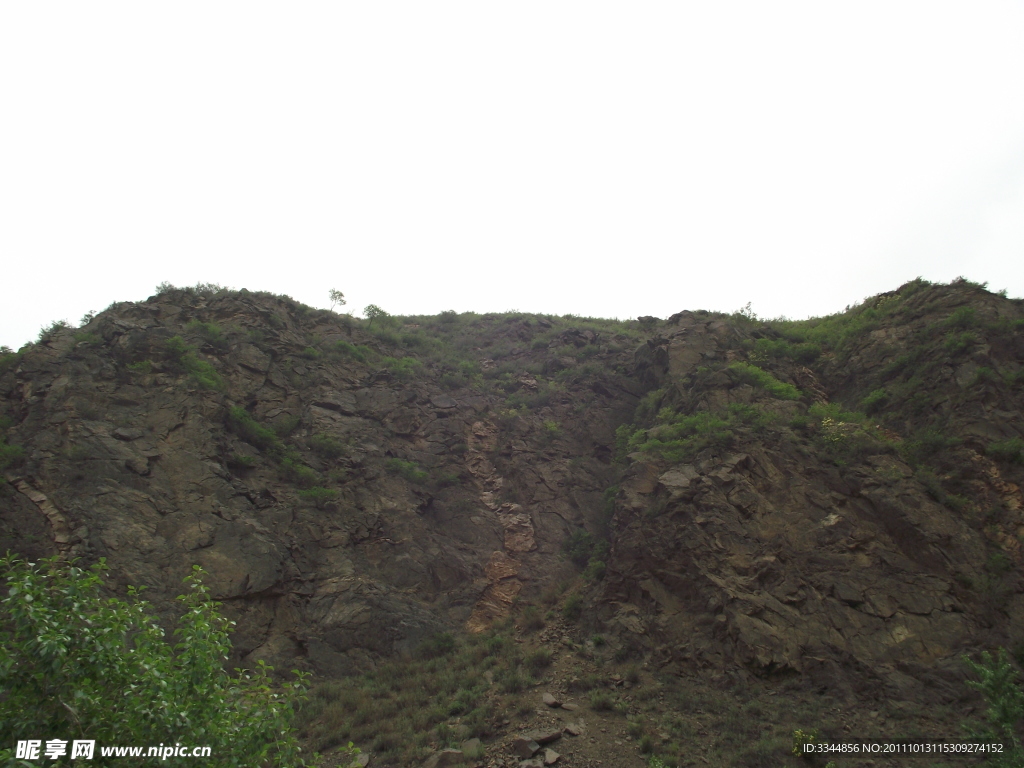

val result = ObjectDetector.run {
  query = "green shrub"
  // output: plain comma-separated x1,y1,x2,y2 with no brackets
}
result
898,428,961,467
440,372,468,390
589,691,614,711
227,453,257,470
987,438,1024,464
382,356,422,380
564,529,598,568
0,437,25,474
726,402,776,431
0,348,24,375
498,669,530,694
280,457,319,488
415,632,456,660
615,424,638,461
164,336,226,391
127,360,153,374
37,319,70,343
273,415,302,437
310,433,347,459
943,331,976,355
613,645,633,663
988,552,1013,577
583,559,607,581
72,331,100,346
629,410,736,463
386,459,429,484
749,337,820,363
728,362,801,400
330,341,374,363
0,557,310,767
634,388,665,424
298,486,339,508
300,346,322,360
916,469,969,511
860,388,889,414
520,605,546,632
804,403,890,465
946,306,977,330
962,649,1024,764
526,648,552,671
790,342,822,363
974,366,1000,387
227,407,284,454
155,281,229,298
791,729,822,758
433,472,460,488
187,320,229,351
598,485,619,535
562,594,583,622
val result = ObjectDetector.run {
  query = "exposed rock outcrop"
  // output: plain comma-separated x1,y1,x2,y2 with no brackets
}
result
2,278,1023,707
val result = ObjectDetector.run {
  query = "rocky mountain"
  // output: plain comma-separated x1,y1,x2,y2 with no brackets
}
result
2,277,1023,766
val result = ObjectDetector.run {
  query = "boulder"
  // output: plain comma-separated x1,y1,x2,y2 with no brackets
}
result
511,738,541,759
528,730,562,746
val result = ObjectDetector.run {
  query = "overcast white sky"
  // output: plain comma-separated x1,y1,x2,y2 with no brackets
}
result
2,2,1023,350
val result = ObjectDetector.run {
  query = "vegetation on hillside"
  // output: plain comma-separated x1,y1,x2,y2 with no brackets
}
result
0,557,314,767
2,277,1023,766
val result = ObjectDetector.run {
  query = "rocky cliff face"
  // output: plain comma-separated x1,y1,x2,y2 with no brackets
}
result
605,282,1024,701
2,279,1023,707
0,288,639,678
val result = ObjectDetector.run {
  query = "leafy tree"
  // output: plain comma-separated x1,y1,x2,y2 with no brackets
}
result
0,556,313,767
963,649,1024,766
328,289,346,312
363,304,389,329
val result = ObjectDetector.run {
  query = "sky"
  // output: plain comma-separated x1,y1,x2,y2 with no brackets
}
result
2,2,1023,350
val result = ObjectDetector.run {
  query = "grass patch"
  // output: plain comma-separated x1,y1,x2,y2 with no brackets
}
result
186,320,229,351
310,433,347,459
897,428,961,468
0,437,26,475
525,648,552,672
562,594,583,622
0,348,24,375
329,340,375,364
618,400,781,465
987,438,1024,465
381,356,422,380
226,453,257,470
860,387,889,414
619,410,733,463
746,337,821,364
226,407,319,487
164,336,226,391
297,486,339,507
127,360,153,375
227,407,285,455
520,605,546,632
415,632,456,660
386,459,430,484
728,362,801,400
